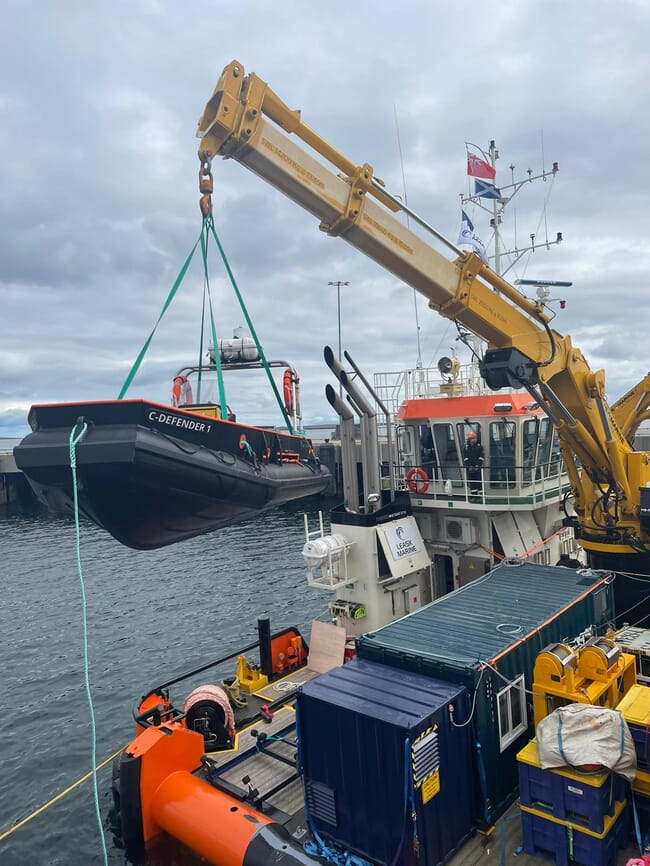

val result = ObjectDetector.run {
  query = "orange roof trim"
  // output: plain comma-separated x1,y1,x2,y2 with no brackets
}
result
397,393,541,421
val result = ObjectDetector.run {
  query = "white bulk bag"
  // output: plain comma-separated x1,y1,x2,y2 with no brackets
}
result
536,703,636,783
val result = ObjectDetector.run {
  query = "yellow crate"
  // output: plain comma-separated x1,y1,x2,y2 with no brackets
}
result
520,799,626,840
634,768,650,797
617,683,650,725
517,739,614,787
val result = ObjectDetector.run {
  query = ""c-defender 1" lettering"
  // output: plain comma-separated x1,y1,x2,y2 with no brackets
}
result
148,410,212,433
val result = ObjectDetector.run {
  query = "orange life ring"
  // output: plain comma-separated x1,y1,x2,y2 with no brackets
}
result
171,375,193,408
406,466,429,494
283,369,294,415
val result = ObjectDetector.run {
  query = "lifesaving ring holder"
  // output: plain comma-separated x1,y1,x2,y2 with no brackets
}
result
406,466,429,494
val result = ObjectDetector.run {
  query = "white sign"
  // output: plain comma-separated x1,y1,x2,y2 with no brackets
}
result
376,516,431,578
384,520,423,560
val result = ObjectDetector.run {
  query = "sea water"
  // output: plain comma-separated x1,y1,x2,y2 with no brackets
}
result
0,498,333,865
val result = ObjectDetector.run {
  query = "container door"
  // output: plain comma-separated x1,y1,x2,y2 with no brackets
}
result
414,690,474,866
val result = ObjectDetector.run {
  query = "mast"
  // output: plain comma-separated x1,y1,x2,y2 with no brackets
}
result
461,139,562,279
489,140,502,276
459,139,563,390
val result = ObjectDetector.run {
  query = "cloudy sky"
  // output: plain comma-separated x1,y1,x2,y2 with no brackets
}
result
2,0,649,438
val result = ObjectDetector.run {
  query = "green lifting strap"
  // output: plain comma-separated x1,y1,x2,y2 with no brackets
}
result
200,218,228,420
207,215,297,436
117,229,203,401
117,215,297,437
195,277,207,404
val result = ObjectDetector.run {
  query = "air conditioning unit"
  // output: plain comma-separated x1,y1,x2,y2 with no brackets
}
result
442,516,475,544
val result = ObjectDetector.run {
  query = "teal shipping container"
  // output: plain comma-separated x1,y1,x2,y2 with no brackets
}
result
356,560,615,827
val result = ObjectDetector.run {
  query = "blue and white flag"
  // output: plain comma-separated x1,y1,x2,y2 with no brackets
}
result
457,211,488,263
474,179,503,200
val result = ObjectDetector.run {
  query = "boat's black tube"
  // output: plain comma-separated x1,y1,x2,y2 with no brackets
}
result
117,750,145,865
243,824,321,865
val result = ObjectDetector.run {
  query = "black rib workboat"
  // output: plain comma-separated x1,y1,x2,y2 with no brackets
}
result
14,399,330,549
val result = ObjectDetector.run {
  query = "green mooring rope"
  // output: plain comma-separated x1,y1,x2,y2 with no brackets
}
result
68,421,109,866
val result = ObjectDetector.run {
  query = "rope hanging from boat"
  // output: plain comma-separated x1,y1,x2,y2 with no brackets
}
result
68,420,109,866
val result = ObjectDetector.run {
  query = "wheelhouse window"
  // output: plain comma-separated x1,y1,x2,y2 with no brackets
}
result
497,674,527,751
419,423,438,479
549,431,562,478
489,421,516,489
433,423,462,486
398,426,415,467
522,418,538,485
457,421,481,444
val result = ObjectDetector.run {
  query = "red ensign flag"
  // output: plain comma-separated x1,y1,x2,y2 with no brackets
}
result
467,153,496,180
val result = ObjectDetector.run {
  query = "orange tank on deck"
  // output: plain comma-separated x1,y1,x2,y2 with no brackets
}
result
118,723,318,866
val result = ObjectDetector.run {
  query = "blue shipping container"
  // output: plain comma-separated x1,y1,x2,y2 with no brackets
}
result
297,658,474,866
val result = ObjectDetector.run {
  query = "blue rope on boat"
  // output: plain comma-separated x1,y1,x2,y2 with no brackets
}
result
303,831,374,866
69,421,109,866
474,739,491,827
631,784,644,855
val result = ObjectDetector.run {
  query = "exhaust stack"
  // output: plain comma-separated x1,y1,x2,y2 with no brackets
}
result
324,346,381,511
325,384,360,510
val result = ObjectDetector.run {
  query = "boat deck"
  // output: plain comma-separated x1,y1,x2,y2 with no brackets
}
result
445,804,639,866
201,694,642,866
204,739,641,866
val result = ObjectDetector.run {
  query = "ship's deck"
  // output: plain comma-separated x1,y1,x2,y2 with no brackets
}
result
203,735,641,866
198,668,642,866
445,803,639,866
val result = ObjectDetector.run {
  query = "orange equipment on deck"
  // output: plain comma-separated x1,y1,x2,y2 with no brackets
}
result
118,724,318,866
532,637,636,727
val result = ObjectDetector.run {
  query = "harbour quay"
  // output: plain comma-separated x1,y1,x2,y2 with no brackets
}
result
0,438,30,505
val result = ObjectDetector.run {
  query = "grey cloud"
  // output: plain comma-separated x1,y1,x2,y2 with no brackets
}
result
2,0,650,439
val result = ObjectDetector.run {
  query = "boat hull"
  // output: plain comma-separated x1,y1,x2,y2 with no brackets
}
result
14,400,330,549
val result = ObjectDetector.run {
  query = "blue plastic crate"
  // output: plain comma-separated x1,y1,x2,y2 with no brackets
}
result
629,722,650,772
520,800,627,866
517,740,625,833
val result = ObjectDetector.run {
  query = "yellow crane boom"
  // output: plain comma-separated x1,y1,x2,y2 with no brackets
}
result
197,59,650,568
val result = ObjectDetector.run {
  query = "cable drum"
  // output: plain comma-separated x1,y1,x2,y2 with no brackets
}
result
183,685,235,751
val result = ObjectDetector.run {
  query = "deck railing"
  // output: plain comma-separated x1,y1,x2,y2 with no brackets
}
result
394,458,571,507
373,363,488,417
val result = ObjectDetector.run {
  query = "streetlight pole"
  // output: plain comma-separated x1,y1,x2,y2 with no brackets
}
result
328,281,349,362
